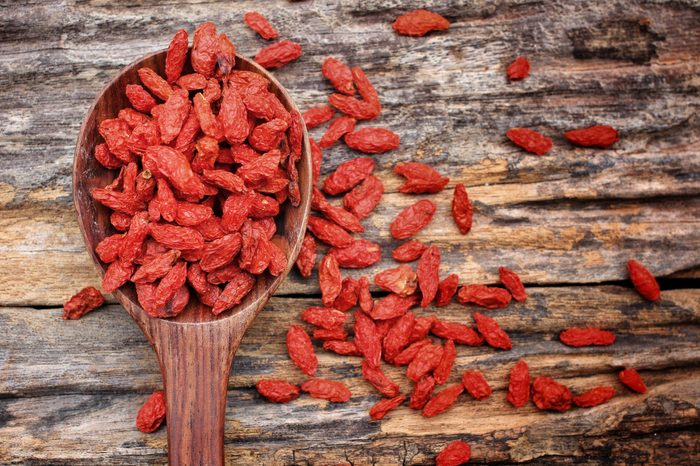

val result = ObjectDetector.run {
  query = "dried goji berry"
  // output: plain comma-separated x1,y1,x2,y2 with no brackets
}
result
186,263,220,307
96,235,124,264
295,233,317,278
362,360,400,397
136,390,166,433
409,315,436,343
322,157,375,195
312,187,364,233
211,270,255,315
200,233,242,272
395,162,449,194
383,312,415,363
125,84,157,113
370,293,419,321
433,340,456,385
422,383,463,417
390,200,436,240
309,138,324,184
98,118,133,163
532,376,573,412
506,56,530,81
564,125,619,148
618,368,647,393
138,67,173,101
345,128,400,154
221,192,255,232
369,394,405,421
392,9,450,37
409,375,435,410
436,440,471,466
451,183,473,235
333,277,359,311
63,287,105,320
395,338,432,365
323,339,361,356
94,143,122,170
165,29,189,82
417,245,440,307
407,343,444,382
498,267,526,302
286,324,317,376
176,73,208,90
457,284,511,309
144,145,207,199
461,370,492,400
256,379,300,403
627,259,660,302
238,149,281,187
506,128,552,155
320,116,357,148
507,359,530,408
255,40,302,69
244,11,279,40
301,306,347,329
307,216,354,248
473,312,511,350
175,200,214,227
573,386,616,407
319,254,342,307
111,211,132,231
219,83,249,145
354,310,382,368
206,263,242,285
328,93,380,120
343,175,384,219
191,22,218,77
358,276,374,313
392,240,428,263
132,250,181,283
431,320,483,346
559,327,616,347
303,105,335,129
119,108,150,129
436,274,459,307
322,57,355,95
375,265,418,297
201,169,246,193
301,379,351,402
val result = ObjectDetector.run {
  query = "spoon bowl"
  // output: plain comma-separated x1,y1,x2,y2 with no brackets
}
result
73,50,311,465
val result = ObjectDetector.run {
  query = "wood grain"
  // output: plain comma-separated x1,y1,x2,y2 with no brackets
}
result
1,0,699,464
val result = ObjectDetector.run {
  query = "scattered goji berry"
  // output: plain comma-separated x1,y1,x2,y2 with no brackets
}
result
506,56,530,81
354,310,382,368
320,116,357,148
323,339,362,356
532,376,573,412
191,22,218,77
306,216,354,248
451,183,473,235
358,276,374,313
618,368,647,393
436,274,459,307
217,32,237,76
369,394,406,420
457,284,511,309
375,265,418,297
256,379,300,403
506,128,553,155
390,199,436,240
395,162,449,194
319,254,342,307
436,440,471,466
211,270,255,315
344,127,400,154
314,327,348,341
627,259,660,301
507,359,530,408
362,360,401,397
473,312,511,350
573,386,616,407
559,327,616,347
327,239,382,269
255,40,302,69
370,293,419,321
392,9,450,37
286,324,317,376
407,343,444,382
422,383,463,417
433,340,456,385
302,306,347,329
132,250,181,283
102,260,134,293
333,277,359,311
328,93,380,120
125,84,157,113
296,233,317,278
498,267,526,302
564,125,619,148
244,11,279,40
301,379,351,402
322,157,375,195
165,29,189,83
417,245,441,307
136,390,166,433
312,187,364,233
392,240,428,263
63,287,105,320
394,338,432,365
322,57,355,95
409,375,435,410
461,370,492,400
343,175,384,219
431,320,483,346
409,315,436,343
138,67,173,101
303,105,335,129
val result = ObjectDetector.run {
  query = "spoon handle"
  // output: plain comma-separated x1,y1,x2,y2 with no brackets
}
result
151,317,244,466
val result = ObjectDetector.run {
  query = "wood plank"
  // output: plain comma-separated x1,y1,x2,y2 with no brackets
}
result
1,287,698,396
0,368,697,464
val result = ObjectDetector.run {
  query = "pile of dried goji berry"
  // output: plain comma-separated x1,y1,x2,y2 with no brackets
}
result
63,9,662,463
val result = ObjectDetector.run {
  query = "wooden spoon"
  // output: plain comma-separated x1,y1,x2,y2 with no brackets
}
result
73,50,312,465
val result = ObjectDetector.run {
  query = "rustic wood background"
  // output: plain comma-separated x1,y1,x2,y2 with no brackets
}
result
1,0,699,464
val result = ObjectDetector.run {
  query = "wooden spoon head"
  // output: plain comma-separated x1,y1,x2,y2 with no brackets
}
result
73,50,312,329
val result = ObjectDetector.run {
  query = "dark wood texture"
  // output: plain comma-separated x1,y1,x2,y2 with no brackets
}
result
72,50,312,464
0,0,699,464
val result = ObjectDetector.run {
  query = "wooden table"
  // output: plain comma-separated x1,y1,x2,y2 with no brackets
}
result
1,1,699,464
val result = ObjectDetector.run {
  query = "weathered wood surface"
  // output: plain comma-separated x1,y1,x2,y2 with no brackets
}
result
0,0,699,464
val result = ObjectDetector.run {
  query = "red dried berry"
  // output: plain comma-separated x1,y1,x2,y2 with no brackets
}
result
395,339,432,366
302,105,335,129
431,320,483,346
344,127,400,154
507,359,530,408
374,265,418,297
532,376,573,412
301,379,352,402
506,56,530,81
256,380,301,403
328,239,382,269
314,327,348,341
436,440,471,466
307,216,354,248
461,370,492,400
433,340,456,385
295,233,317,278
301,307,347,329
136,390,166,433
409,375,435,410
343,175,384,219
63,287,105,320
627,259,660,301
457,284,511,309
392,240,428,262
506,128,553,155
322,57,355,95
369,394,406,421
559,327,616,347
473,312,512,350
286,325,317,376
362,360,401,397
498,267,526,302
255,40,302,69
417,245,441,307
564,125,619,148
436,274,459,307
394,162,449,194
319,254,342,307
392,9,450,37
370,293,419,321
244,12,279,40
383,312,416,363
407,343,444,382
390,200,436,240
333,277,359,311
354,310,382,368
573,386,616,407
322,157,375,195
165,29,189,83
422,383,463,417
319,116,357,148
619,368,647,393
